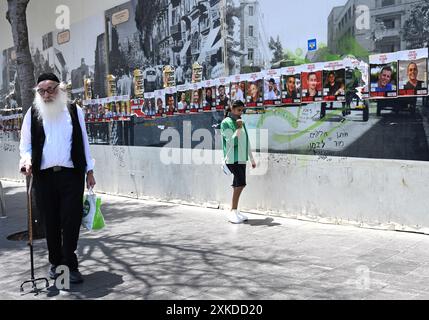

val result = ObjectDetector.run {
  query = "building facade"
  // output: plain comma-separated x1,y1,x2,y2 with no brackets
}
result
328,0,418,55
238,0,270,70
151,0,223,80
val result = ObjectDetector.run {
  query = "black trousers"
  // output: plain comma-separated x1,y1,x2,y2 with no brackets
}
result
33,168,85,271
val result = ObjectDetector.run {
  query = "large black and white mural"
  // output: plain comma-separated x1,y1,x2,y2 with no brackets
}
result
2,0,429,162
104,0,224,93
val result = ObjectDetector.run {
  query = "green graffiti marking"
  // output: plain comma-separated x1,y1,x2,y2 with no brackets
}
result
256,107,302,130
257,108,344,144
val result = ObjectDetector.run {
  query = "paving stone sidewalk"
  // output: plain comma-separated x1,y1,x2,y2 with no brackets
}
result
1,180,428,300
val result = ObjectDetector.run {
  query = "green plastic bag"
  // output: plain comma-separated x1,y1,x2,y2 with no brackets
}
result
82,189,105,231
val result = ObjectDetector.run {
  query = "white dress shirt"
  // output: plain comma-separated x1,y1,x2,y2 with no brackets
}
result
264,90,277,100
235,89,244,102
19,105,95,173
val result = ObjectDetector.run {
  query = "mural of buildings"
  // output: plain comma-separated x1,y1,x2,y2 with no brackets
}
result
0,48,19,109
105,0,226,89
328,0,418,55
151,0,224,80
238,0,270,70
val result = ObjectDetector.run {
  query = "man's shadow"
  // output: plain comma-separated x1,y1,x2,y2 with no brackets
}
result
46,271,123,299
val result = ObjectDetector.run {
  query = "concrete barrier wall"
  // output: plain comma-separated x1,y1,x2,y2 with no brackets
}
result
2,141,429,233
0,141,22,181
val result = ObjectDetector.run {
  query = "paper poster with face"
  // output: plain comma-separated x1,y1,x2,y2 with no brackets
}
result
177,84,190,114
203,79,217,110
154,89,166,115
246,73,264,107
281,66,302,105
396,48,429,96
369,52,398,98
189,82,203,112
143,92,156,117
323,61,346,102
301,63,324,103
229,74,247,104
263,69,282,106
129,98,145,118
216,77,231,110
165,86,177,115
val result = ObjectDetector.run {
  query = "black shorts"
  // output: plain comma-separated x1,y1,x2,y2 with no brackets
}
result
227,163,247,188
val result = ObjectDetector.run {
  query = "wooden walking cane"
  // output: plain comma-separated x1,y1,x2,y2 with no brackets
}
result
20,175,49,295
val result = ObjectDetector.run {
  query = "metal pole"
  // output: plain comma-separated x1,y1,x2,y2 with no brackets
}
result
27,176,34,280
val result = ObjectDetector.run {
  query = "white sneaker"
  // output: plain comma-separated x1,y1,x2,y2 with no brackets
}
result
228,210,244,224
237,210,248,221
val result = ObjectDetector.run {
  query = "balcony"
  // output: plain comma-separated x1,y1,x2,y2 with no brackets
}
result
170,23,182,40
373,3,406,16
378,28,401,39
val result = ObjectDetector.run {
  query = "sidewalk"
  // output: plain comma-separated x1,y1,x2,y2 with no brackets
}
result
0,179,428,300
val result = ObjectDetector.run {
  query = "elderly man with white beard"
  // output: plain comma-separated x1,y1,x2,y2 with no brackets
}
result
19,73,96,284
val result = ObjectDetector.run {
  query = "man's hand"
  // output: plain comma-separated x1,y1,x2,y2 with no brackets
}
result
86,171,96,189
236,119,243,129
251,159,257,169
20,164,32,177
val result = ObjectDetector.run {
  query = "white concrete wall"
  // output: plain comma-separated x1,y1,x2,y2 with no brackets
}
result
2,141,429,233
0,141,22,181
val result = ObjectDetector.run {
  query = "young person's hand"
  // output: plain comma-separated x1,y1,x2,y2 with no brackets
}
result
251,159,257,169
236,119,243,129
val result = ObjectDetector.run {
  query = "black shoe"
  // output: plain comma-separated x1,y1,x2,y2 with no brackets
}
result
70,270,84,284
48,265,59,280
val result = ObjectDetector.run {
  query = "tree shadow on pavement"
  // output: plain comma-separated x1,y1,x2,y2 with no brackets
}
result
2,184,306,300
74,232,303,300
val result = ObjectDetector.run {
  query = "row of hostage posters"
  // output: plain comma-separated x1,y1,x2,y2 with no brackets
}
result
369,48,428,99
87,57,376,119
129,50,429,117
136,61,366,115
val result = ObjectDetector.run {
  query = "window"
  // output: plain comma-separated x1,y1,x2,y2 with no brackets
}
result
42,32,53,50
249,6,254,16
381,0,394,7
172,9,179,25
248,48,254,61
383,18,395,29
191,32,200,53
249,25,254,37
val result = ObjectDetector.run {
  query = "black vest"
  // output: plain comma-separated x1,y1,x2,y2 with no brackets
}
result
31,103,87,174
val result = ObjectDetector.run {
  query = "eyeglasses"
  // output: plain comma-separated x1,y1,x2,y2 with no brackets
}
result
37,84,59,95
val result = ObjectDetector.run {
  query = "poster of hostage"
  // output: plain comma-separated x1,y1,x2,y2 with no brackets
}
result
246,73,264,108
263,69,282,106
323,61,346,102
398,59,428,96
369,52,398,99
281,66,302,105
301,65,323,103
396,48,429,97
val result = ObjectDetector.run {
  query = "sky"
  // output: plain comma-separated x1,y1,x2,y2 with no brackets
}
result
258,0,348,53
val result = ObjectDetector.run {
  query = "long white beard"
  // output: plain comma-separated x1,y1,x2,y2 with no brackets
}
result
33,89,68,122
